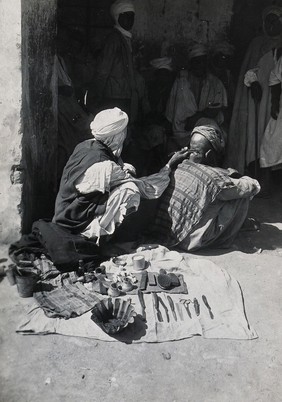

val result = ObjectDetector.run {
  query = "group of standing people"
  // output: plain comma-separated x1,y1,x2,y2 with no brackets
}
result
52,1,282,253
226,5,282,196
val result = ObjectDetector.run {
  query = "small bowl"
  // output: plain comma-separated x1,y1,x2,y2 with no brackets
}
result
112,256,127,267
91,298,137,335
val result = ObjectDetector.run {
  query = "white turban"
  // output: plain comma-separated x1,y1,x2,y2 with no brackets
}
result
189,43,208,60
90,107,129,140
110,0,135,24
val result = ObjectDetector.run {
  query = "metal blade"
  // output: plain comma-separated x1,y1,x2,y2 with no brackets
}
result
158,295,170,323
167,296,177,321
202,295,214,319
157,310,163,322
137,289,146,321
184,303,192,319
152,293,163,322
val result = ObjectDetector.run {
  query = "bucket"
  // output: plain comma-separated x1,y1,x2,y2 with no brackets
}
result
5,264,16,286
15,271,39,298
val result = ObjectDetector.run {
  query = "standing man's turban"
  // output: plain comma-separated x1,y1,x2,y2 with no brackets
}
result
110,0,135,24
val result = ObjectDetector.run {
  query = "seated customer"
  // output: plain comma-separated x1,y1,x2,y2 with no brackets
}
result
152,123,260,251
53,107,189,245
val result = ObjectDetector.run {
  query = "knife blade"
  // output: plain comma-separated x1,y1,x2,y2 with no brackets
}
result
183,302,192,319
193,297,200,316
158,295,170,322
152,293,163,322
137,289,146,321
202,295,214,319
176,302,184,321
167,296,177,321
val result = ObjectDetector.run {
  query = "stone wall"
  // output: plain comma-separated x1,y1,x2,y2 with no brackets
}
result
133,0,233,67
0,0,22,243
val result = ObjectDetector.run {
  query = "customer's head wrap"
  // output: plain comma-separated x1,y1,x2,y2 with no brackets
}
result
90,108,129,156
110,0,135,24
212,41,235,56
191,118,225,155
188,43,208,60
150,57,173,71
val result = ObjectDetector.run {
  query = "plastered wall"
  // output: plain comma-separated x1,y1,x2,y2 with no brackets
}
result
0,0,57,243
0,0,22,243
133,0,233,65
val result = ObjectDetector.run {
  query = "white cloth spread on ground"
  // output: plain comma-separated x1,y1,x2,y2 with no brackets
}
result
17,246,258,343
260,55,282,168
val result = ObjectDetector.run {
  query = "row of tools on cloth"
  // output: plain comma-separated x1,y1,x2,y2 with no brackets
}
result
137,290,214,322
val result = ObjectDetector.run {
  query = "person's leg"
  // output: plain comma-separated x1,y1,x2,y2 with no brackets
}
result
113,198,160,242
82,183,140,242
182,198,250,251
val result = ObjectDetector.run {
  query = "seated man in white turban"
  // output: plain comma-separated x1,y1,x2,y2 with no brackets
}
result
151,121,260,251
166,43,228,150
53,108,189,245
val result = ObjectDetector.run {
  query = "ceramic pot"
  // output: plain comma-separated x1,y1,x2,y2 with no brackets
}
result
107,282,121,297
120,277,133,292
132,254,146,270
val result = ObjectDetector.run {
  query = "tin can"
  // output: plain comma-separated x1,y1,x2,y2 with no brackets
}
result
5,264,16,286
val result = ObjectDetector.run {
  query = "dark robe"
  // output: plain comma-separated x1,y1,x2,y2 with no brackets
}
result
86,28,137,120
53,139,119,233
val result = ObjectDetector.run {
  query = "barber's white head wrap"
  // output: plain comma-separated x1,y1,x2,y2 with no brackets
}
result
91,107,128,156
110,0,135,24
189,43,208,60
91,107,128,139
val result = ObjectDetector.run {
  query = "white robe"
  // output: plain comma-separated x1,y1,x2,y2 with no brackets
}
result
260,55,282,168
165,70,227,147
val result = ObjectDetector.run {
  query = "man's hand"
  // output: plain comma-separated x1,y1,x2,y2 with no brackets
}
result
123,163,137,177
167,147,191,168
250,81,262,102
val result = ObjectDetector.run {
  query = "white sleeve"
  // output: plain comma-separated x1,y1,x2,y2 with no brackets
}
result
218,176,261,200
132,165,171,199
269,57,282,86
75,161,113,194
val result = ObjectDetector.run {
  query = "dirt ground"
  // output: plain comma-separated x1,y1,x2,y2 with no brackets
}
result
0,184,282,402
